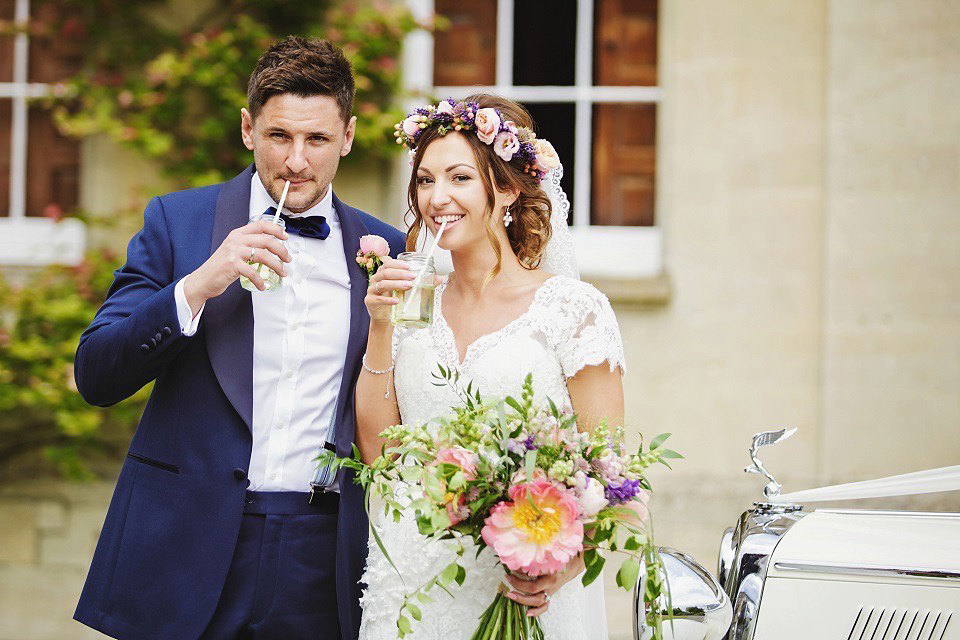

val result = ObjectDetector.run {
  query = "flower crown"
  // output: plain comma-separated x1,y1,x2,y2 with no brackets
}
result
393,98,560,182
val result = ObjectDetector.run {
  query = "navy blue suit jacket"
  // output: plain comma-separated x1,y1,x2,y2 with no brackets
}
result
74,166,405,640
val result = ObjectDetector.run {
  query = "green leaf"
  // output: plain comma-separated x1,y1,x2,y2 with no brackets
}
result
616,558,642,590
624,536,641,551
525,449,537,482
649,432,671,451
440,562,459,585
659,448,684,459
406,603,422,621
367,518,402,583
455,563,466,586
505,396,524,415
397,614,412,636
582,553,606,586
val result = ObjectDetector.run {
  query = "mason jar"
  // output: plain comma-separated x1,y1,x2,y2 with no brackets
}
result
240,213,286,292
391,252,436,329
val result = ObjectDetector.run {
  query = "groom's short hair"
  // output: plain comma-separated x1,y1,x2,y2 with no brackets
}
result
247,36,355,124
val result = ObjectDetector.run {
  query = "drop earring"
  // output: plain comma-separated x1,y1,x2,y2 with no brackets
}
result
503,205,514,227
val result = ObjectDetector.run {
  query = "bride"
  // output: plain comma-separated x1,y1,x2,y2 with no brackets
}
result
355,94,626,640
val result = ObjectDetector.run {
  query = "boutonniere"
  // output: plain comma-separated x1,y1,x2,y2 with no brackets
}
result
356,234,390,281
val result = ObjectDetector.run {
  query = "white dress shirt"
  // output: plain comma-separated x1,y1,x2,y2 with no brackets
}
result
174,173,351,491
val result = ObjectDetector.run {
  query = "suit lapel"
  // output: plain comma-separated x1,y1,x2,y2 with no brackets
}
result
332,193,370,454
205,165,255,431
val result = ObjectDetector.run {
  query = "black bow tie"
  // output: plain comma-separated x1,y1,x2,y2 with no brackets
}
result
263,207,330,240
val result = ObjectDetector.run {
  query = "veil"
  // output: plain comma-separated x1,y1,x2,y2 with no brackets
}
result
539,163,580,280
542,166,609,640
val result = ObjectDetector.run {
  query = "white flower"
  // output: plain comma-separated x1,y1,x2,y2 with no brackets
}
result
577,477,608,518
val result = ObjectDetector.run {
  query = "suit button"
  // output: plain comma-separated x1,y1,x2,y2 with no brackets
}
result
154,332,162,343
233,468,247,481
139,344,149,353
148,338,157,348
162,327,172,337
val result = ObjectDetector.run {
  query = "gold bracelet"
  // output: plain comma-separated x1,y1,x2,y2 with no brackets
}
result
362,354,394,399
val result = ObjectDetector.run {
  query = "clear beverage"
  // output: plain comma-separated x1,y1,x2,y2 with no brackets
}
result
239,213,286,292
391,252,436,329
392,282,436,328
240,264,282,292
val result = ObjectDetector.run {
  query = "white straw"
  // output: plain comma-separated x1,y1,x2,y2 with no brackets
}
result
271,180,291,224
402,220,447,313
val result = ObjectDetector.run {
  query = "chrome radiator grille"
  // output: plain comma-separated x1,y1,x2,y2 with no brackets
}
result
848,608,953,640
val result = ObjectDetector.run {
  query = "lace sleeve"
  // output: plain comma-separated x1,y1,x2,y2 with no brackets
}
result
546,279,626,378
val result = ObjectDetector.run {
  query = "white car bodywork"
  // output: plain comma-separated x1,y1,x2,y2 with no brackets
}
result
753,509,959,638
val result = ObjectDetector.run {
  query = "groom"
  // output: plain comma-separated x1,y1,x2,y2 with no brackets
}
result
73,36,404,639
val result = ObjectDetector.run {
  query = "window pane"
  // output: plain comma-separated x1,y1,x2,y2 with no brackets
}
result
513,1,576,86
0,0,14,83
26,106,79,217
592,104,655,226
594,0,657,86
433,0,497,86
0,99,10,216
524,102,575,225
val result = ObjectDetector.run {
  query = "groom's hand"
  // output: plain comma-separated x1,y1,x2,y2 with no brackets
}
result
504,554,586,617
183,219,291,314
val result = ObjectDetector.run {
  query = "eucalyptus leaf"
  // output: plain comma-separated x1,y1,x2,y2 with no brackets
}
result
649,432,671,451
616,558,641,590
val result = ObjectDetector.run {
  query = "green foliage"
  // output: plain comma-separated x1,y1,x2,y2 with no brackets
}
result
0,250,150,479
37,0,437,187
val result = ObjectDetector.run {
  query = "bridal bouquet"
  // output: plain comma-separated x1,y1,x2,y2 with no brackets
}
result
323,367,679,640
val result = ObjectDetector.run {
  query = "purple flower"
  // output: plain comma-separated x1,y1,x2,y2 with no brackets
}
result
604,478,643,506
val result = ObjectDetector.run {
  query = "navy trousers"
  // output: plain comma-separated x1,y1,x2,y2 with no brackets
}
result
199,492,342,640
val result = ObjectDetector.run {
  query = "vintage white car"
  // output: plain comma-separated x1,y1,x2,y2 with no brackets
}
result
636,429,960,640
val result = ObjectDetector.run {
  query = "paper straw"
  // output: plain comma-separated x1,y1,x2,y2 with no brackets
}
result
271,180,291,224
402,220,447,313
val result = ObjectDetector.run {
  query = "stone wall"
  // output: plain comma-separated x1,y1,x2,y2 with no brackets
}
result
0,481,112,640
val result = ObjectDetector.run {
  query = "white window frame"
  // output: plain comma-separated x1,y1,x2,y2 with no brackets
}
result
0,0,84,266
404,0,662,278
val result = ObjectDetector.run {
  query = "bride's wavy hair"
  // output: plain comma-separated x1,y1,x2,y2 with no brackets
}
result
405,94,553,285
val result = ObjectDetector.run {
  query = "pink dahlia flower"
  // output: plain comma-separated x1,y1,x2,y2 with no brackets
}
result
481,478,584,576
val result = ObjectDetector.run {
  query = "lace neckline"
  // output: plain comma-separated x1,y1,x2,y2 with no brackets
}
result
433,274,563,368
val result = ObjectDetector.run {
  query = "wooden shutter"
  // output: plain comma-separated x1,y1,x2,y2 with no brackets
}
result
0,2,82,217
594,0,657,86
433,0,497,86
592,103,655,226
592,0,658,226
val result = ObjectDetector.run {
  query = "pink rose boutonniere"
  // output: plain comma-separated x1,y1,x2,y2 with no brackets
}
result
356,234,390,280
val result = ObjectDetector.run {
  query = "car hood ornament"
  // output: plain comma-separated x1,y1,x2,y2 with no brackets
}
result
744,428,797,498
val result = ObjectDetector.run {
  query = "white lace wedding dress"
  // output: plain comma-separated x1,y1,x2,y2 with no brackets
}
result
358,274,626,640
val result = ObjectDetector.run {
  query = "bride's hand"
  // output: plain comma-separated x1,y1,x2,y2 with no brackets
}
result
364,257,416,323
503,554,586,617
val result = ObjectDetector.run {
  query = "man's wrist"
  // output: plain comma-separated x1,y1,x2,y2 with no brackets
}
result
182,272,207,317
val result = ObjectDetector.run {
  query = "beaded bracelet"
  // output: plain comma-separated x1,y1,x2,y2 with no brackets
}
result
362,354,395,399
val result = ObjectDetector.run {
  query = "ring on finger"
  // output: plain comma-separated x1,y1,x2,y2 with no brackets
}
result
375,280,382,294
248,247,256,262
